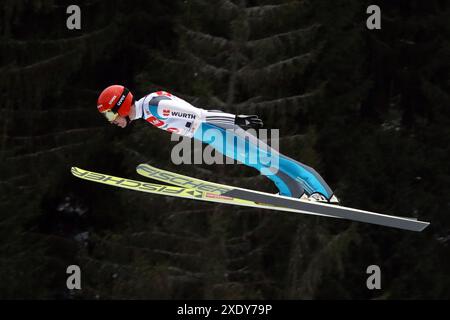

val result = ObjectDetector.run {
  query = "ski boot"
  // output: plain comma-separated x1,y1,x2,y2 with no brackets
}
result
307,192,340,204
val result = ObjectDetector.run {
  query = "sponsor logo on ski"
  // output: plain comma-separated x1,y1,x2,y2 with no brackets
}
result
71,167,185,195
137,165,231,194
206,193,233,200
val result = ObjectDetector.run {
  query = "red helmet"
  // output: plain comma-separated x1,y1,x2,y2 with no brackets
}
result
97,85,134,122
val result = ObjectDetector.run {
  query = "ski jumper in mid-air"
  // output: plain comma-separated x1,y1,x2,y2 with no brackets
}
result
96,85,339,203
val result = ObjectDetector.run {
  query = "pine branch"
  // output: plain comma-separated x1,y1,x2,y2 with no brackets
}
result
245,2,303,18
180,25,231,51
127,230,206,244
186,51,230,80
4,50,77,73
237,52,315,91
217,0,239,12
167,266,205,279
242,52,313,74
1,23,116,53
234,90,320,111
248,24,320,48
152,248,204,260
208,95,227,108
0,174,29,186
4,127,104,141
147,52,189,72
226,218,270,243
6,141,89,161
165,208,217,221
247,24,321,59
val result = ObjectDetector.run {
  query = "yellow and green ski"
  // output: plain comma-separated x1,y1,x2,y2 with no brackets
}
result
71,165,430,231
71,167,331,217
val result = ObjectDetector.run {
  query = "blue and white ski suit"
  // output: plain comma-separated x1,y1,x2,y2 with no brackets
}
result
131,91,334,199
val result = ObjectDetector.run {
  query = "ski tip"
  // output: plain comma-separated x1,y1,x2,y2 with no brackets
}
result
70,167,85,177
136,163,148,171
70,166,78,176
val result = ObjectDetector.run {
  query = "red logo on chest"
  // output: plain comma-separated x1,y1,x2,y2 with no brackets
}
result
146,116,165,127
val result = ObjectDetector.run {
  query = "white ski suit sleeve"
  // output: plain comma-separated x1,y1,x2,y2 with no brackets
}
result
131,91,236,137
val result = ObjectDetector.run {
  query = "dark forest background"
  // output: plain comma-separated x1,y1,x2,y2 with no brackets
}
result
0,0,449,299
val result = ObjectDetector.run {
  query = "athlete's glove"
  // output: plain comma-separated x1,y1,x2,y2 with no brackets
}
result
235,114,263,130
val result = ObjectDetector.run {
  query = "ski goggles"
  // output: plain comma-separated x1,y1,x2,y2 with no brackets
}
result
101,109,119,122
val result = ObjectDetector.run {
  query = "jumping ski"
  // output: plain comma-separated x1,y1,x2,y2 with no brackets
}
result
136,164,429,232
70,166,429,232
71,167,335,218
